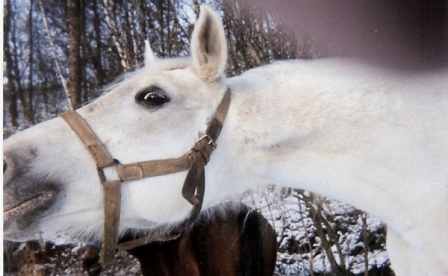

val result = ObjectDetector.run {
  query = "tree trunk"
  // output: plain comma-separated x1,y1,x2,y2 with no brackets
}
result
28,0,35,123
90,0,105,87
67,0,82,109
102,0,129,71
4,0,18,127
10,0,32,124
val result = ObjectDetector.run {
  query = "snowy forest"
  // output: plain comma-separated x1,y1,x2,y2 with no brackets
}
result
3,0,446,275
4,0,319,132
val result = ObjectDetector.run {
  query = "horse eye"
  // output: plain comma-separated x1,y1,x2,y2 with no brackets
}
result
136,87,170,108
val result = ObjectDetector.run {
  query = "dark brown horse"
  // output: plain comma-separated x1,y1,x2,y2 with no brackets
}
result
84,204,277,276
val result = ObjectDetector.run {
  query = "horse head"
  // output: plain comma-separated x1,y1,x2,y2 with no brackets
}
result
3,5,230,241
5,4,448,274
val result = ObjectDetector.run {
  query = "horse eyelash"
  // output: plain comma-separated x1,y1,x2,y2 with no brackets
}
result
135,87,170,107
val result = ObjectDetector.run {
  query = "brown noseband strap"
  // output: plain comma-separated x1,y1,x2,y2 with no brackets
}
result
60,88,231,267
59,112,115,169
60,112,124,265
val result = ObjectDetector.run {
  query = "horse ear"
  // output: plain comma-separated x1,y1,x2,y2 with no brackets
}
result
144,40,158,66
190,5,227,82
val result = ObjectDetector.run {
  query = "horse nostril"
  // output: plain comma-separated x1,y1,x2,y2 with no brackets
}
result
3,155,16,185
3,159,7,174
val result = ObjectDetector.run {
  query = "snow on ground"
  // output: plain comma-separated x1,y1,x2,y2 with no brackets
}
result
242,187,391,275
3,182,391,276
4,187,392,275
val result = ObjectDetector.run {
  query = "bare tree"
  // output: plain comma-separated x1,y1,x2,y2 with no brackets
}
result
102,0,130,71
4,0,19,127
38,0,72,110
67,0,82,108
28,0,35,122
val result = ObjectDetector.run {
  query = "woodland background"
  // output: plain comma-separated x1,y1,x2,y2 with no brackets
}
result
3,0,447,275
3,0,318,132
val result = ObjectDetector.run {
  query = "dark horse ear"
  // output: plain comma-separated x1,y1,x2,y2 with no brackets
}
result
190,5,227,83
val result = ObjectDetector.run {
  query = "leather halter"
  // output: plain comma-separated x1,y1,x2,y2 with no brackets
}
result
60,88,231,267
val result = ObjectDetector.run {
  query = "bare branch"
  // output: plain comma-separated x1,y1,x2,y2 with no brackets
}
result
102,0,129,71
38,0,72,110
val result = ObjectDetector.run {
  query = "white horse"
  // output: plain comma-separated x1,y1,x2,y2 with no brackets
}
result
3,5,447,275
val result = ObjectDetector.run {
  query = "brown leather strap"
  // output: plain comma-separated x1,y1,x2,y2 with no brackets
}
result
206,88,231,141
182,152,207,205
116,88,231,182
59,88,231,265
117,156,191,180
115,89,230,251
60,111,121,267
181,89,231,204
100,180,121,264
60,112,115,168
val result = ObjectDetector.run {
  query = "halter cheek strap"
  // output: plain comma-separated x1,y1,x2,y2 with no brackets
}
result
60,88,231,267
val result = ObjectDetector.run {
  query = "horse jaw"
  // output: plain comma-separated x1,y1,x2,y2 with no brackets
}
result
3,5,230,241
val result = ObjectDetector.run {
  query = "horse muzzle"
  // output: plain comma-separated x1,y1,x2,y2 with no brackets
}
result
3,152,60,238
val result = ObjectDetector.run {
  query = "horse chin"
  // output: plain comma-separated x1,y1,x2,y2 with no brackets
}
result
3,181,60,240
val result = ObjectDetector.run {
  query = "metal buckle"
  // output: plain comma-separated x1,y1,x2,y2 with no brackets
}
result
196,134,217,149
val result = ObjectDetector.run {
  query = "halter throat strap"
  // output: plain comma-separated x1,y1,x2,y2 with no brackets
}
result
60,88,231,267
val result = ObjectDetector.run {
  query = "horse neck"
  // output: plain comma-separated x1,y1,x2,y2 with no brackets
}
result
212,60,447,234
